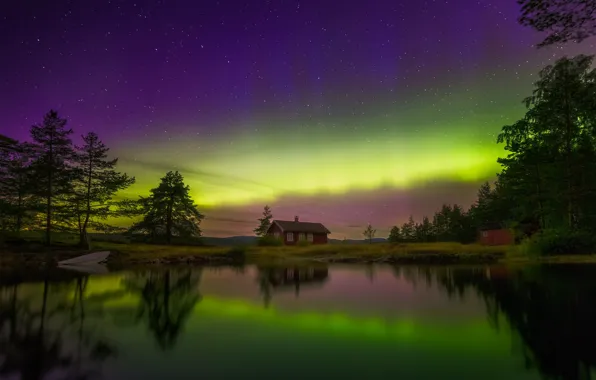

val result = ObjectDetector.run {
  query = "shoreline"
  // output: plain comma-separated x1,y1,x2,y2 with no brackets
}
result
2,241,596,268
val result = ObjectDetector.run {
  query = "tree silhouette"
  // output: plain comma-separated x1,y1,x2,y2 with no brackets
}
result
518,0,596,47
254,205,273,237
0,276,117,380
124,269,202,350
363,224,376,244
398,265,596,380
498,55,596,231
29,110,75,245
387,226,401,243
0,140,35,233
70,132,135,248
131,171,203,244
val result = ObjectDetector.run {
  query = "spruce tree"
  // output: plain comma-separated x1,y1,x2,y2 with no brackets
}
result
29,110,75,245
254,205,273,237
388,226,401,243
400,216,416,242
131,171,203,244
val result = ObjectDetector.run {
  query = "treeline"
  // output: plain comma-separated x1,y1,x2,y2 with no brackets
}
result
0,110,203,247
390,54,596,253
387,182,502,244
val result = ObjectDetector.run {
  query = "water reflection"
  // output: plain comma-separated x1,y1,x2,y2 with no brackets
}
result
0,264,595,380
0,274,116,380
123,269,202,350
256,266,329,307
399,265,596,380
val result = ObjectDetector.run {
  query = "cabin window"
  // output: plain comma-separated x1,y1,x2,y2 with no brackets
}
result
307,233,313,242
482,231,488,237
287,232,294,242
299,233,306,241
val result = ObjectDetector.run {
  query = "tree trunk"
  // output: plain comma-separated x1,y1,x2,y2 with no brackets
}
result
46,143,53,247
16,189,22,234
563,74,575,229
535,163,546,229
166,196,173,244
80,153,93,247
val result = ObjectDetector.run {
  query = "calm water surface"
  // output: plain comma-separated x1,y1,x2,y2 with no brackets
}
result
1,264,595,380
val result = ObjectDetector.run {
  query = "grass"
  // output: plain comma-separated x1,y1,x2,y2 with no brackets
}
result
3,231,596,267
90,241,508,266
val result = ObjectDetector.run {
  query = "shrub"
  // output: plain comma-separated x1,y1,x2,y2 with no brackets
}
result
258,236,283,246
523,229,596,256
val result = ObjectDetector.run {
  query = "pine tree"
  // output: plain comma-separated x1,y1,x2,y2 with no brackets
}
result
253,205,273,237
400,215,416,242
388,226,401,243
71,132,135,247
363,224,376,244
420,216,433,242
0,141,34,233
29,110,75,245
131,171,203,244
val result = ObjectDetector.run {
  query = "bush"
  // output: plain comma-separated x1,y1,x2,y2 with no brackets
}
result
257,236,283,246
523,229,596,256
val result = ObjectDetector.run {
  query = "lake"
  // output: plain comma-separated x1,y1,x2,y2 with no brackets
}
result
0,264,595,380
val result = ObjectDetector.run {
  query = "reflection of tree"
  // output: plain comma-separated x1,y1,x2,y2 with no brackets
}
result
395,265,596,380
0,279,72,379
256,266,329,307
124,269,202,350
0,274,116,380
63,276,118,380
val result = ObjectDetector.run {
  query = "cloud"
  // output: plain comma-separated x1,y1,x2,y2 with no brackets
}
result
205,216,254,225
118,156,275,192
198,178,489,238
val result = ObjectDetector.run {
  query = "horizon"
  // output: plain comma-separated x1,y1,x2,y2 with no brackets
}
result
1,0,593,239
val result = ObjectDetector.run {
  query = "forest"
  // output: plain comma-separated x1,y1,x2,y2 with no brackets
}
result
0,114,203,248
387,54,596,255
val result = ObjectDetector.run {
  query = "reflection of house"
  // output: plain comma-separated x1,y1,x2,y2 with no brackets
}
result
479,224,514,246
266,216,330,245
265,267,329,288
259,266,329,300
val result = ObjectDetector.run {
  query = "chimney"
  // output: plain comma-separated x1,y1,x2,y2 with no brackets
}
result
294,215,299,222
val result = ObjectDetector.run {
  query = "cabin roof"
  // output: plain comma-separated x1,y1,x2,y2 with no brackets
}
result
269,220,331,234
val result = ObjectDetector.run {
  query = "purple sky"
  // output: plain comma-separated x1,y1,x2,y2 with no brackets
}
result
1,0,593,238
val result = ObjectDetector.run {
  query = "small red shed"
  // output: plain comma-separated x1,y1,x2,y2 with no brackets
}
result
479,225,514,246
266,216,330,245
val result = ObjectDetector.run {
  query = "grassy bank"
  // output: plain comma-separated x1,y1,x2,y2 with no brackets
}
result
3,239,596,268
85,241,509,266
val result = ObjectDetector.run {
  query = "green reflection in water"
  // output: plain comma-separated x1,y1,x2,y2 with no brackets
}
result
75,272,510,352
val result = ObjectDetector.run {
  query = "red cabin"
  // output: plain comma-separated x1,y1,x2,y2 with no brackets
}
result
479,227,514,246
266,216,330,245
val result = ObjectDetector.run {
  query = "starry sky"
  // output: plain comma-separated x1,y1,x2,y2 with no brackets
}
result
1,0,594,238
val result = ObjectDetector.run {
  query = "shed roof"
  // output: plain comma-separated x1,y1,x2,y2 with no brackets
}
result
269,220,331,234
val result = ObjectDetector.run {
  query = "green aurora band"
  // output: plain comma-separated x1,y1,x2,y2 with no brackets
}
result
117,127,506,208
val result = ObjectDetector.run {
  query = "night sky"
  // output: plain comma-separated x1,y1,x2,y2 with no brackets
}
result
1,0,593,238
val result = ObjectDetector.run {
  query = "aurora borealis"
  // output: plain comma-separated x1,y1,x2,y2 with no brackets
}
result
1,1,594,238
